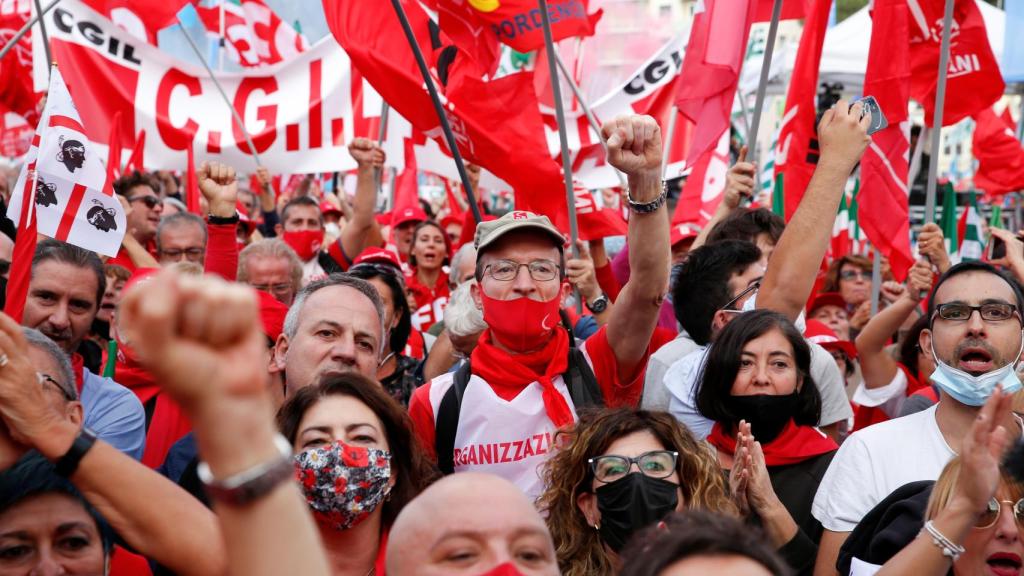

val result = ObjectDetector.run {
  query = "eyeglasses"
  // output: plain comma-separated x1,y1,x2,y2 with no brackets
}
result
350,262,404,280
251,282,295,297
933,302,1019,323
976,498,1024,529
484,259,560,282
839,270,872,281
160,247,205,262
128,195,161,209
38,372,74,402
588,450,678,484
720,281,760,312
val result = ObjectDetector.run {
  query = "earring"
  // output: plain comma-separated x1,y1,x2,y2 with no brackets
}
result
593,523,600,531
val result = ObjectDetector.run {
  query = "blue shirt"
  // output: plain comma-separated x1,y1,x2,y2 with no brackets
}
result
80,369,146,460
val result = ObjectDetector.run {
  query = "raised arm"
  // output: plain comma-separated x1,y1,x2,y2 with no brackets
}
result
198,161,241,281
340,138,385,260
601,115,670,380
856,260,932,389
757,102,870,321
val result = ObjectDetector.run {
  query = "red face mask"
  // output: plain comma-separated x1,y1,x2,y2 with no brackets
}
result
480,291,561,352
283,229,324,262
475,563,525,576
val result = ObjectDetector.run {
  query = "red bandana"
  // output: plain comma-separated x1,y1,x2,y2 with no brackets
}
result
707,420,838,467
470,328,575,430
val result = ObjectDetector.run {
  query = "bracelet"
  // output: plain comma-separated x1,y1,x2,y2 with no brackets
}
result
922,520,965,562
197,434,294,507
626,182,667,214
54,427,98,477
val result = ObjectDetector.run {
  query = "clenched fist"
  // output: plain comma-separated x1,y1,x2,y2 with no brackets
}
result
349,138,385,170
602,115,663,178
197,161,239,218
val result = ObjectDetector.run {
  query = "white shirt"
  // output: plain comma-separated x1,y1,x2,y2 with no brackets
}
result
852,369,908,419
642,331,700,411
301,256,327,286
811,404,955,532
663,340,853,440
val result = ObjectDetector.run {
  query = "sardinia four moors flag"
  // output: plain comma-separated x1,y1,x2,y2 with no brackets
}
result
8,66,127,257
958,190,985,262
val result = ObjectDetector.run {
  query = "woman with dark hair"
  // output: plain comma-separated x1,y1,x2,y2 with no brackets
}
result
619,510,789,576
405,221,451,332
276,372,438,575
0,453,114,575
347,264,419,406
697,309,838,575
853,260,937,429
537,407,735,576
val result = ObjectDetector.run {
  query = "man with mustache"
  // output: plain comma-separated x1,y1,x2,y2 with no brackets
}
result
812,261,1024,575
21,240,145,459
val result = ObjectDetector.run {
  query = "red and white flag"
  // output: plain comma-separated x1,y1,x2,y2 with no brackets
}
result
674,0,757,166
972,106,1024,196
574,181,626,241
671,128,729,226
859,0,913,280
908,0,1004,127
77,0,189,42
8,66,126,257
774,0,830,222
194,0,309,67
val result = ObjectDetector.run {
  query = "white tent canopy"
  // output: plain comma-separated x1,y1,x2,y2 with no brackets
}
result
819,0,1005,94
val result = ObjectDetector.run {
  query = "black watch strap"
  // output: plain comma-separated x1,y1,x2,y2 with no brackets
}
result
207,212,240,225
55,428,98,477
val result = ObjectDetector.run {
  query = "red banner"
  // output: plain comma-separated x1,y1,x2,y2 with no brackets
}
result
972,106,1024,196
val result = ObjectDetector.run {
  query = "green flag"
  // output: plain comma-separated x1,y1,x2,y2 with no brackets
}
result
772,173,785,218
990,205,1003,230
939,182,958,256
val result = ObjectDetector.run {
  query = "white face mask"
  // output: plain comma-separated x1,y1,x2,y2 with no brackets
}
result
929,334,1024,406
325,222,342,238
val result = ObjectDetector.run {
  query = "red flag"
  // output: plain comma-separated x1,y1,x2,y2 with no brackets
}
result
754,0,806,21
185,140,201,214
104,110,123,194
393,139,420,215
908,0,1004,127
574,182,626,241
674,0,757,166
80,0,189,43
859,0,913,281
3,166,38,323
672,129,730,226
972,106,1024,195
124,130,145,174
324,0,568,228
437,0,602,72
774,0,831,222
193,0,309,67
0,0,41,125
444,180,465,220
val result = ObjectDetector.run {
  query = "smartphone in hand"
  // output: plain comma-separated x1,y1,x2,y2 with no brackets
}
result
853,96,888,135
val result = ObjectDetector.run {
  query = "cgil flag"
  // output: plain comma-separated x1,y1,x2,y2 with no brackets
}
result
957,189,985,262
8,65,127,257
972,106,1024,196
194,0,309,67
908,0,1004,127
858,0,913,281
672,129,730,226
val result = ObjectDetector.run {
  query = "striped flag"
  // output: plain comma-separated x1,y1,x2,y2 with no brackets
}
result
939,181,959,257
958,190,985,262
831,193,852,258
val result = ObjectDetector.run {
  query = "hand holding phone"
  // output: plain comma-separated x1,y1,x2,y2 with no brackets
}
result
852,96,888,136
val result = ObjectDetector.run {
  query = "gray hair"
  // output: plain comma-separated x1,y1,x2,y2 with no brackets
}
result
283,274,387,352
238,239,303,291
444,280,487,338
155,212,208,252
162,197,187,214
449,243,477,287
22,328,76,401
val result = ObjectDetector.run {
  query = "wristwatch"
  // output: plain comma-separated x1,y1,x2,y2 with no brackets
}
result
197,434,294,507
55,427,98,477
586,293,609,314
626,182,667,214
207,212,240,225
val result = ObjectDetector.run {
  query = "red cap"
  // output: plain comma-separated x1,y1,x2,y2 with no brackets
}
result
353,246,403,270
256,290,288,342
440,214,462,230
391,206,428,228
670,222,701,247
808,292,848,316
320,200,342,216
804,319,857,359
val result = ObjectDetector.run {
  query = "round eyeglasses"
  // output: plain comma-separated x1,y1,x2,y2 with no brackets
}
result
588,450,678,484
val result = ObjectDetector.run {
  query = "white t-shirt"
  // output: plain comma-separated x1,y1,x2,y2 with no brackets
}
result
852,369,908,419
642,331,699,411
663,340,853,440
811,404,954,532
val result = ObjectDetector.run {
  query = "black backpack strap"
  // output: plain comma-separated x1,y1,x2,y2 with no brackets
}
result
565,346,604,410
435,360,473,475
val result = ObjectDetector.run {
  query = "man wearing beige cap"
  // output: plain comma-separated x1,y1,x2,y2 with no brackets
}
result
408,114,670,497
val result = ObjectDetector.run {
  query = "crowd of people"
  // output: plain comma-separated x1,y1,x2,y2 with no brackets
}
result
0,102,1022,576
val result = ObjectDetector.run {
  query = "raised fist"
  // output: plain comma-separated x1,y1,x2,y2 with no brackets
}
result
602,115,663,177
197,161,239,218
349,138,385,170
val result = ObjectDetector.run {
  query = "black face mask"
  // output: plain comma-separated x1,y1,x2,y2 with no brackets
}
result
727,392,799,444
594,472,679,552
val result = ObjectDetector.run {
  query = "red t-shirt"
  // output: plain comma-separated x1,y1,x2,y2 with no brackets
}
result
406,269,450,333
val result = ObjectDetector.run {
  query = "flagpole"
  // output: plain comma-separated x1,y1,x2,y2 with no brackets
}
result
924,0,955,224
218,0,225,72
175,19,263,168
374,102,390,196
388,0,481,224
746,0,784,165
0,0,59,62
870,250,881,315
32,0,52,66
662,106,678,180
551,50,628,189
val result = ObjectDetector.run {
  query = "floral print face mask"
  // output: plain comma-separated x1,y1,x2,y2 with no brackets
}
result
294,440,392,531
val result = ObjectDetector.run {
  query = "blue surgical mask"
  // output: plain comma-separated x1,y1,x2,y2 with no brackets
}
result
929,337,1024,406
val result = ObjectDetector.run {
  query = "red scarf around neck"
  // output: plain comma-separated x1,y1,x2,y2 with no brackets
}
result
470,328,575,429
707,420,838,467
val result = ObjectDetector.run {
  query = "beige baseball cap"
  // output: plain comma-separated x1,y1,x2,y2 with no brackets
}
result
474,210,565,253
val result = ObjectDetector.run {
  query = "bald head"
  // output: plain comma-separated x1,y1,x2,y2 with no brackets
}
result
387,473,558,576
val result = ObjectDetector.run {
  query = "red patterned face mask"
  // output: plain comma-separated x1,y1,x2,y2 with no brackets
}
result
282,229,324,261
293,440,392,531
